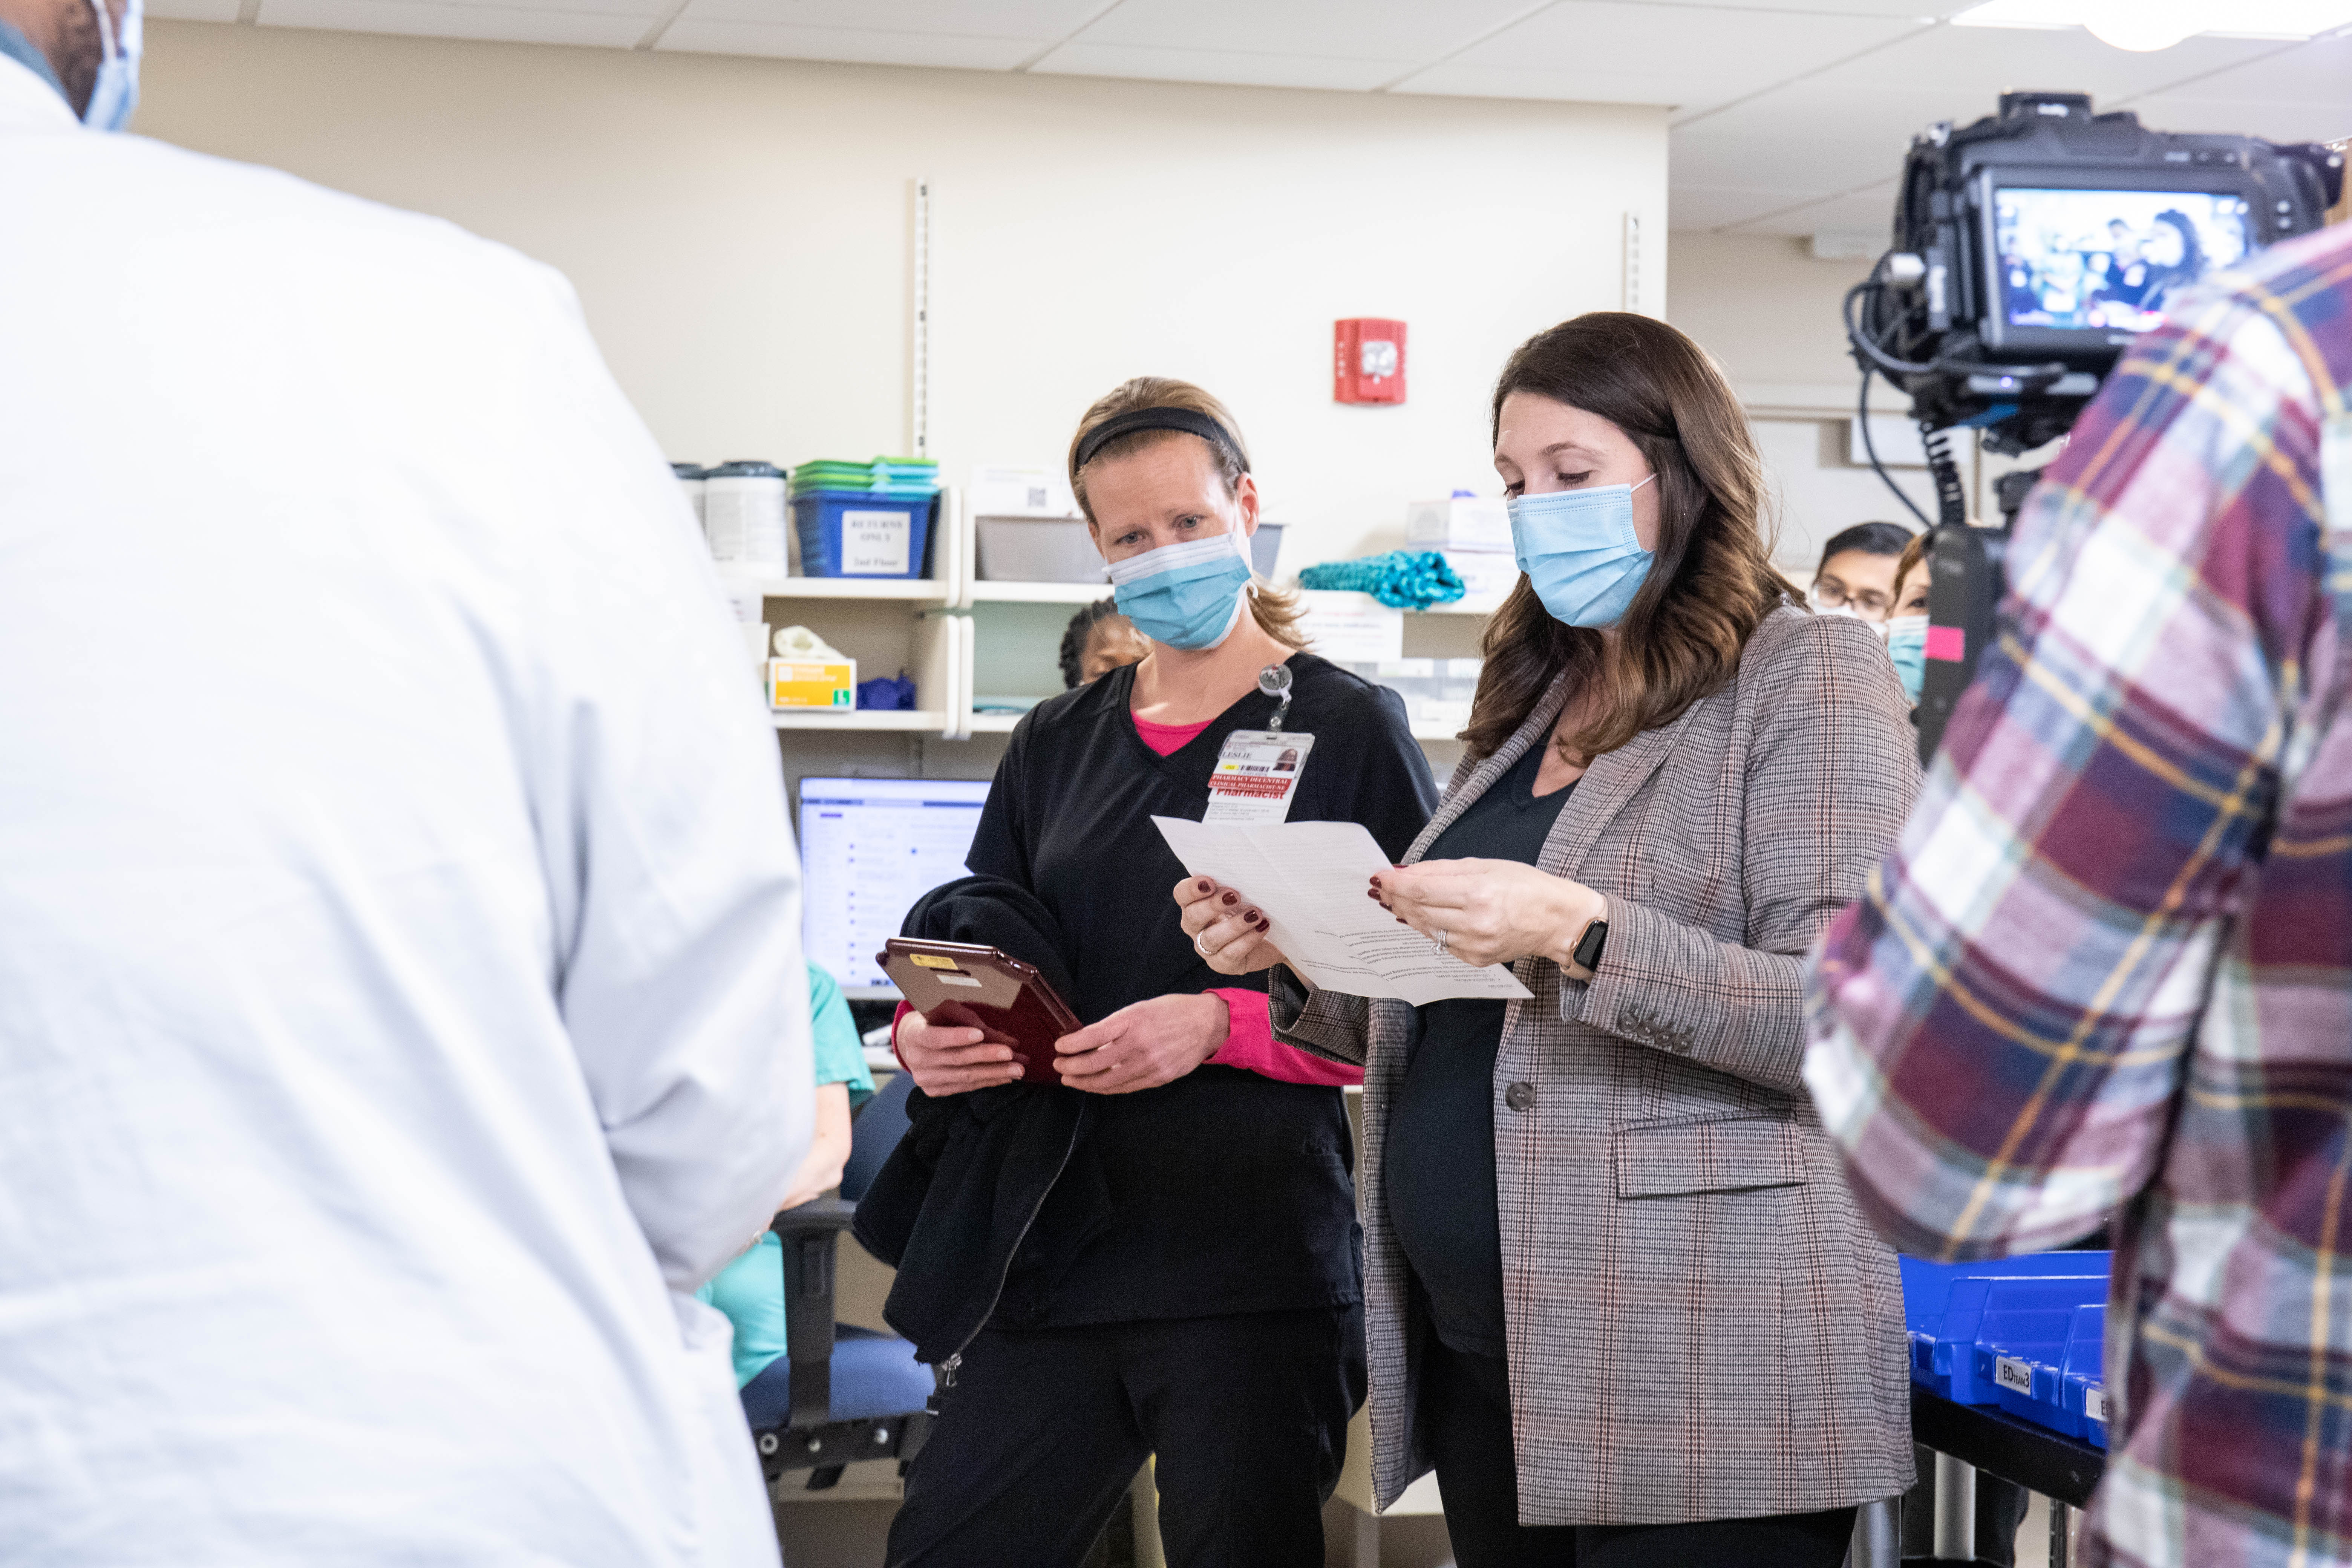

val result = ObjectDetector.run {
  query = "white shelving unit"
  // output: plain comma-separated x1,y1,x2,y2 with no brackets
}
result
965,579,1110,606
727,488,1493,755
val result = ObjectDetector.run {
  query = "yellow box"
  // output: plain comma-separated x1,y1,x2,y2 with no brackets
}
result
768,658,857,709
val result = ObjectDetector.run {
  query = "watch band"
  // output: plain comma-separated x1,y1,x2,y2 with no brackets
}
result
1562,915,1609,982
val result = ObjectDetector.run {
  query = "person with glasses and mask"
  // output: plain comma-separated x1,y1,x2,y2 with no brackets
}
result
864,377,1436,1568
1178,315,1919,1568
1807,520,1914,625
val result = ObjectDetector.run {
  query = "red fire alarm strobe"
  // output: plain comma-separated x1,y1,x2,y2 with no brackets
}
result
1334,318,1406,404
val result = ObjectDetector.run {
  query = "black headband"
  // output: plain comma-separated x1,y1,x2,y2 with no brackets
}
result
1073,407,1250,473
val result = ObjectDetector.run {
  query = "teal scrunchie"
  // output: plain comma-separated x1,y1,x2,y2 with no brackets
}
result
1296,551,1467,611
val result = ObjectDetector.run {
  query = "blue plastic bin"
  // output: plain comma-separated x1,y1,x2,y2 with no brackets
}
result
792,489,937,579
1977,1292,2107,1436
1900,1252,2108,1404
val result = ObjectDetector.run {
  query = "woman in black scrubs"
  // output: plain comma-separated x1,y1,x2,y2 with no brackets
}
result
881,377,1436,1568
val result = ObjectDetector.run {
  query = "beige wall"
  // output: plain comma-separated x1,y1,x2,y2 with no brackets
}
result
1668,230,1940,572
1668,231,1872,392
137,21,1668,568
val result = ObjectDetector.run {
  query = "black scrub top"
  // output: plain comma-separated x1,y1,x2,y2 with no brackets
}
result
1385,739,1574,1358
966,651,1436,1329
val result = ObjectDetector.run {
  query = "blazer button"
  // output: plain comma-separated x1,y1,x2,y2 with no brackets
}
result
1504,1081,1536,1112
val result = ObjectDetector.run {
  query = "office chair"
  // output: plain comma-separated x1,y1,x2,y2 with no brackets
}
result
753,1069,933,1491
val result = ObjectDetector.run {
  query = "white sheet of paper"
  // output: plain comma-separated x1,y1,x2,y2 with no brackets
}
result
1155,816,1533,1005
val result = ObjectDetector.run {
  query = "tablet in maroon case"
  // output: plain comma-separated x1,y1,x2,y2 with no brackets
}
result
876,938,1084,1083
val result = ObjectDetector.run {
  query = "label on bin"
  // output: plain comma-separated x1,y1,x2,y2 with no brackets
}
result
1995,1355,2034,1396
841,510,913,575
2084,1387,2107,1423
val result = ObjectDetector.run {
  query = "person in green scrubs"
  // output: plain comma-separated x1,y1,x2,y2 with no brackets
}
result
697,962,876,1390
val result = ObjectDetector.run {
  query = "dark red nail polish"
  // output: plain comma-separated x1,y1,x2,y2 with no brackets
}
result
1369,876,1382,888
1221,891,1238,906
1195,879,1212,894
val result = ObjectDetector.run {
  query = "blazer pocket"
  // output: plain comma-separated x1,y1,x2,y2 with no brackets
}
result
1612,1112,1808,1199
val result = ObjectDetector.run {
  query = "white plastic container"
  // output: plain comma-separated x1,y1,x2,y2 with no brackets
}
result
1406,495,1512,553
703,461,789,568
969,465,1080,519
1442,550,1522,612
973,519,1283,583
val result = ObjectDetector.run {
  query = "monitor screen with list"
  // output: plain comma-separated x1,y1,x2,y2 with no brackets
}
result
798,777,991,992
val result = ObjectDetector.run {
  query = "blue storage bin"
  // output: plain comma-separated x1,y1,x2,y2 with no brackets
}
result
1978,1292,2107,1436
1900,1252,2108,1403
792,489,937,579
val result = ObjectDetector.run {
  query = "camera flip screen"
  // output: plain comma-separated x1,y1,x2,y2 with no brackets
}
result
1992,187,2253,334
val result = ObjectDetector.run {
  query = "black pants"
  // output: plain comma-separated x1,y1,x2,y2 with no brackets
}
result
1420,1337,1858,1568
886,1305,1364,1568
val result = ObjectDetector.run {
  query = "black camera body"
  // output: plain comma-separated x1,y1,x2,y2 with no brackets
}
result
1847,92,2343,759
1864,91,2340,457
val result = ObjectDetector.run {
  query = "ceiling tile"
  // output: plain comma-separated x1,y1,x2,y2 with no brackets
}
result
1674,20,2290,135
1026,40,1400,89
258,0,655,41
2119,93,2352,145
1672,114,1916,193
661,0,1104,37
1670,182,1838,228
2115,31,2352,109
147,0,242,19
1726,179,1899,236
653,19,1043,65
1389,2,1926,116
1071,0,1542,64
1632,0,1982,12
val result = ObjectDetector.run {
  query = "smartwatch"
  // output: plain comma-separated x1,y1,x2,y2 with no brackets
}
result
1562,915,1609,982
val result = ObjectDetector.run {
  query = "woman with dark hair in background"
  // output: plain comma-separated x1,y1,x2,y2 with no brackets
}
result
1180,313,1920,1567
1057,597,1150,688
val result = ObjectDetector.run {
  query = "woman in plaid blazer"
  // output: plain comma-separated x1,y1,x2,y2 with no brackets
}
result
1181,312,1919,1566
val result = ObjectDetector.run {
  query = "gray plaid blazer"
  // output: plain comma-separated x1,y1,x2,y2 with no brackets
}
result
1273,608,1919,1525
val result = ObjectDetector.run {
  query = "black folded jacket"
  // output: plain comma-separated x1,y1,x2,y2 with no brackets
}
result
851,876,1113,1366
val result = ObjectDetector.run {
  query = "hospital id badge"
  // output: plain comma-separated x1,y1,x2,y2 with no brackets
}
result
1203,730,1315,824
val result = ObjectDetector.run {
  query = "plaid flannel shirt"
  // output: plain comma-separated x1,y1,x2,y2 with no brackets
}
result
1805,221,2352,1568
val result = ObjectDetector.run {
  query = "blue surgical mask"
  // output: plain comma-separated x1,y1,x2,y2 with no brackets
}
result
1507,475,1656,629
1884,614,1928,705
81,0,141,132
1107,528,1255,651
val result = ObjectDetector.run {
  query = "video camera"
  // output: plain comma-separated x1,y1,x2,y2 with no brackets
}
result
1845,90,2343,760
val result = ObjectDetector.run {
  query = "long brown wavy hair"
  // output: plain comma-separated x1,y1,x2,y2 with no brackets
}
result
1462,313,1798,762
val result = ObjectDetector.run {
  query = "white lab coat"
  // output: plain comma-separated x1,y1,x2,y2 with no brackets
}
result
0,59,810,1566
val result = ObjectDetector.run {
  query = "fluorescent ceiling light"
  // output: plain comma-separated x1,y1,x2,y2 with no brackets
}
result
1952,0,2352,49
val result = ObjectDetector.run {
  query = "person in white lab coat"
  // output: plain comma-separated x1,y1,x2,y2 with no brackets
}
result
0,5,814,1564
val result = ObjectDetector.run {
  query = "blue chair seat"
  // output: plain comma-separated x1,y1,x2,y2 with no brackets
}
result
740,1326,931,1430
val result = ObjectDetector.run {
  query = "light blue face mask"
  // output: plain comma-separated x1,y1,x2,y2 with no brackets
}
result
81,0,141,132
1106,528,1255,651
1507,474,1656,629
1883,614,1928,705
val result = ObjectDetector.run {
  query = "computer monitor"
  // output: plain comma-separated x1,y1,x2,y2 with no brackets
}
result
798,776,992,994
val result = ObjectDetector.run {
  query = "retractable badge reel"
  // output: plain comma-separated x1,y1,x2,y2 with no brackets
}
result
1202,664,1315,824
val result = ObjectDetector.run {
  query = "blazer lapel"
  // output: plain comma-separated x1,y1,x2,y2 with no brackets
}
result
1403,675,1572,866
1534,694,1710,880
